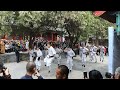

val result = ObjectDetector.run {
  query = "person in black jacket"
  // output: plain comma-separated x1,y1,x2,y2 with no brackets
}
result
14,45,20,63
0,61,11,79
21,61,43,79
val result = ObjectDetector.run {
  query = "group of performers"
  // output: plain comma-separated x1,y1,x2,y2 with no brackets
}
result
79,44,106,67
28,40,106,73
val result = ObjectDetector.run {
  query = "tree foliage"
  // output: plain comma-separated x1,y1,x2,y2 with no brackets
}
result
0,11,115,46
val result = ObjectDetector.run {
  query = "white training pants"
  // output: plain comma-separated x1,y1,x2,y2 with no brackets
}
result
100,52,104,61
82,54,86,65
55,54,61,65
89,52,93,61
35,57,41,70
30,55,33,62
67,57,73,71
90,52,97,62
44,55,54,67
79,52,82,60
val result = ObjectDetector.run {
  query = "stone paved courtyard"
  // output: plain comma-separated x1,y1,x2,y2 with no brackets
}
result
4,54,108,79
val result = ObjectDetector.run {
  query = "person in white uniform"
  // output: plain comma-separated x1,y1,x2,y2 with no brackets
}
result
25,40,29,51
5,43,10,53
44,43,48,58
55,46,63,66
79,45,83,60
35,48,42,72
44,42,56,73
90,45,97,63
81,46,88,67
100,45,105,62
64,47,75,72
28,48,34,61
89,45,93,61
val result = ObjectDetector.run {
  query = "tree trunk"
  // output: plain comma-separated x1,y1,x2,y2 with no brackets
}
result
96,38,99,46
86,35,89,46
96,32,99,46
73,36,78,47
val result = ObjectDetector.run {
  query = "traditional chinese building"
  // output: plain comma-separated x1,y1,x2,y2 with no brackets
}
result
1,29,65,42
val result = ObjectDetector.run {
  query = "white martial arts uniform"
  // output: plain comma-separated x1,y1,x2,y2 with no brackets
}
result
35,49,42,71
79,46,83,60
91,46,97,62
44,45,48,58
81,47,88,66
26,41,29,50
89,46,93,61
28,49,34,61
55,48,62,65
100,46,104,62
66,48,75,71
44,46,56,72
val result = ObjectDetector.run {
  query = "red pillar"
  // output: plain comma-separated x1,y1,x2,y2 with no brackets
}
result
19,36,23,40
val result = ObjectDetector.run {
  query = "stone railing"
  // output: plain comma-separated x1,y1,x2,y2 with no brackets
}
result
0,52,29,63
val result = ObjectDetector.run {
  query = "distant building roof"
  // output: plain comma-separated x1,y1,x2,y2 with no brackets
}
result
93,11,117,23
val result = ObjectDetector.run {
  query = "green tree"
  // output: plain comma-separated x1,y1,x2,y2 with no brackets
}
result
0,11,115,48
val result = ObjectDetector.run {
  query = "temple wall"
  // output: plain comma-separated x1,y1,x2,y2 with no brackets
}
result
0,52,29,63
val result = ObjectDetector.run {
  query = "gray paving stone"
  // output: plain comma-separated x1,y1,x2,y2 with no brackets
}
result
4,55,108,79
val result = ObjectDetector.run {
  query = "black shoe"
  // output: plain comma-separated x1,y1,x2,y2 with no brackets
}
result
70,70,71,72
45,65,46,66
48,71,50,73
84,65,85,67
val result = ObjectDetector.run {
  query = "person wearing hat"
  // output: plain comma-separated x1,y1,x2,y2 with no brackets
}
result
0,62,11,79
